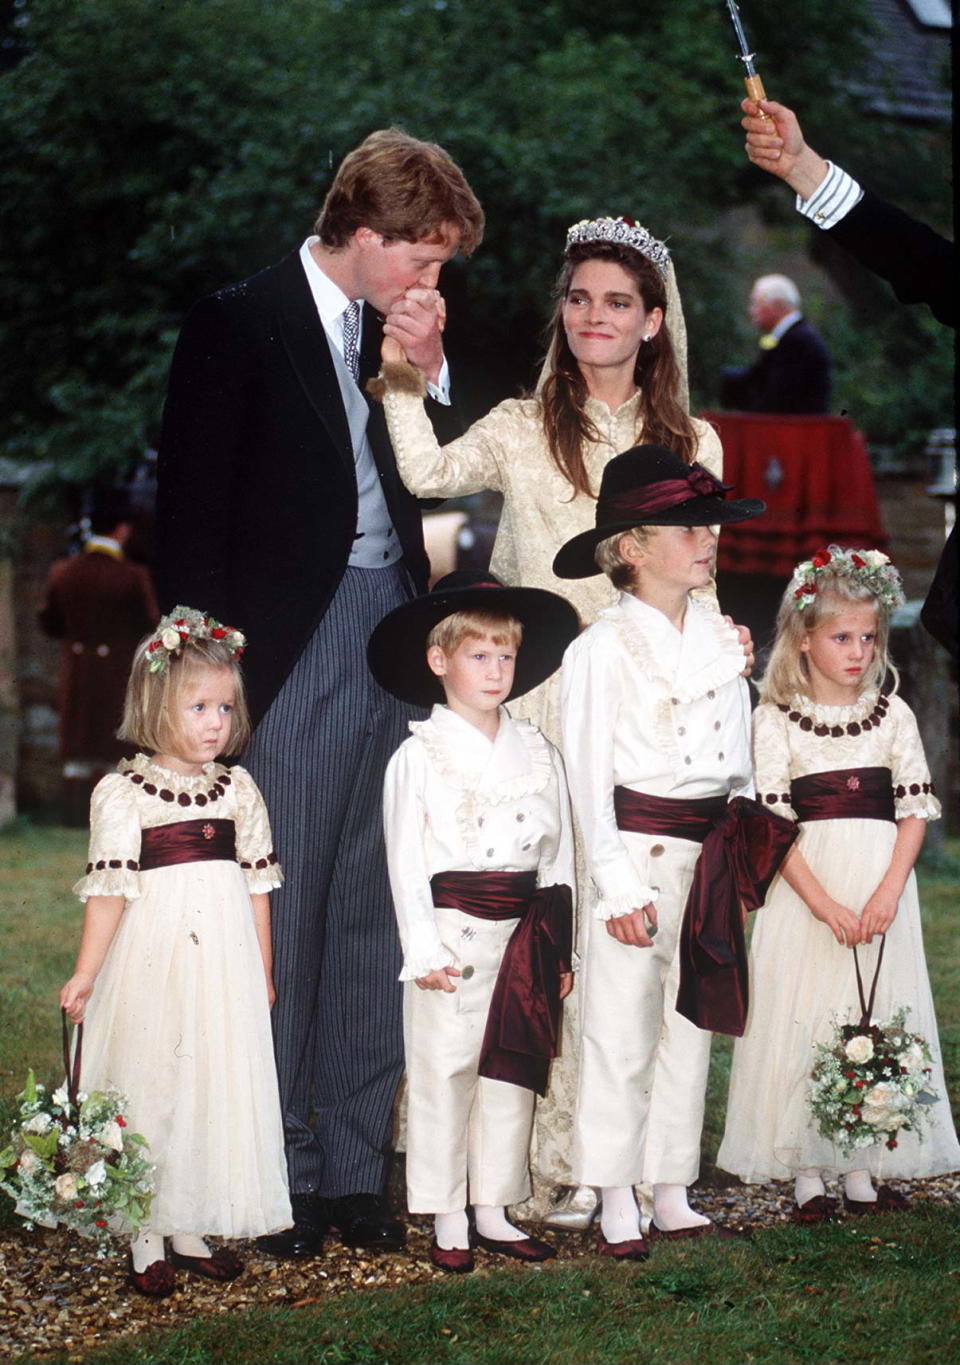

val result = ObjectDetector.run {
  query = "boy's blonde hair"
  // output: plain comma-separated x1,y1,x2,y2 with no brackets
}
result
426,608,523,657
593,526,654,590
119,635,251,756
760,575,898,706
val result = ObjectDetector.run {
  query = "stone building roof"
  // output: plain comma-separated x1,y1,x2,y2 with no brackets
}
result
853,0,953,123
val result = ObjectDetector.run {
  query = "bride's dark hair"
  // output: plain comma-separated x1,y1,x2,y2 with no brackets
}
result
539,241,697,497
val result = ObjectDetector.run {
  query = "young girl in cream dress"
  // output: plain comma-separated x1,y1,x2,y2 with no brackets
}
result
718,549,960,1218
61,609,290,1294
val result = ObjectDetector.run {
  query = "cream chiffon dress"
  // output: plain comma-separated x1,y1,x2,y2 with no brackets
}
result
381,379,723,1208
718,691,960,1183
73,754,292,1238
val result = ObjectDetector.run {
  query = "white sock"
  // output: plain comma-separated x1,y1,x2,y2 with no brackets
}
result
795,1173,826,1207
844,1170,876,1202
130,1229,165,1273
473,1204,525,1242
600,1186,641,1243
171,1233,211,1259
434,1211,470,1250
652,1183,709,1231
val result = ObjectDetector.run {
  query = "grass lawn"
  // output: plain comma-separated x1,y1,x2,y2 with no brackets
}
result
2,820,958,1365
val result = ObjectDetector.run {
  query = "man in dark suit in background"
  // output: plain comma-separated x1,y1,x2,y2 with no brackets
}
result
156,130,484,1257
721,272,832,414
38,487,158,826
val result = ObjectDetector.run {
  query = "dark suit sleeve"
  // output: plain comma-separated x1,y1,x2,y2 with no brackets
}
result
156,295,252,618
828,190,955,329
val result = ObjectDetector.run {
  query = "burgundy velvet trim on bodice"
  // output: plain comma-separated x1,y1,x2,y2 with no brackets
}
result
429,869,572,1097
139,818,237,871
790,767,895,824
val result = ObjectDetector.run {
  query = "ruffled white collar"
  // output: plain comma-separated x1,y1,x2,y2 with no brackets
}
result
610,594,745,701
123,752,228,789
785,688,881,725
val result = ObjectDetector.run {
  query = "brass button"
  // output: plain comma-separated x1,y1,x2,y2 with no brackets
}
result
650,844,665,857
461,965,475,980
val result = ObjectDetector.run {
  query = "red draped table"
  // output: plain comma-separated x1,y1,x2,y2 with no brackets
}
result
701,412,889,577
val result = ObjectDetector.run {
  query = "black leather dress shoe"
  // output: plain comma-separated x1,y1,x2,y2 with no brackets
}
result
323,1192,406,1251
256,1193,327,1259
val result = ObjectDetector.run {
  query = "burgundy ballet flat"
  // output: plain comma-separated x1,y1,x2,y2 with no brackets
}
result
649,1220,749,1242
429,1240,475,1273
472,1231,556,1262
791,1195,839,1225
843,1185,911,1216
168,1246,244,1281
127,1254,176,1298
596,1234,650,1261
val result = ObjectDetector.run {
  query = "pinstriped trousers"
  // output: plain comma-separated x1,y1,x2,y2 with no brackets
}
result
244,564,421,1197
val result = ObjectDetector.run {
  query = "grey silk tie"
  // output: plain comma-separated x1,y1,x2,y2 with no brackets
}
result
341,300,361,383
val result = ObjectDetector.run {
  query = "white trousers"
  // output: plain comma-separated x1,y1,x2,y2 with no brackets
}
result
404,906,535,1213
573,831,713,1188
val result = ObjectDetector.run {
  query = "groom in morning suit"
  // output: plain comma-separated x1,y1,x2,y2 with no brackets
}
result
156,130,484,1256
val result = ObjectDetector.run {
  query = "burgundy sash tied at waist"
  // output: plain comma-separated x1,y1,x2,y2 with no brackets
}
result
139,819,237,871
791,767,895,824
430,870,573,1097
615,790,797,1037
614,787,728,841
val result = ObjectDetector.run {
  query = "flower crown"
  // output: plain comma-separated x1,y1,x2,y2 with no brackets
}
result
146,606,246,674
789,546,905,613
566,216,671,277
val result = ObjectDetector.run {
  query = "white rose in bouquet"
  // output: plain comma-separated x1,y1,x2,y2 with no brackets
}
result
54,1172,79,1201
844,1034,874,1064
861,1081,908,1131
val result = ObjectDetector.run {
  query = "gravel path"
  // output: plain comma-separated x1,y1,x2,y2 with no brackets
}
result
2,1172,958,1361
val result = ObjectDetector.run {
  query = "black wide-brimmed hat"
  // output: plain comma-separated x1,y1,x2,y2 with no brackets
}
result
367,571,580,707
552,444,766,580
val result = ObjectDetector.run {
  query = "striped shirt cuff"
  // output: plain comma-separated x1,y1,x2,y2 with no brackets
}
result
796,162,863,230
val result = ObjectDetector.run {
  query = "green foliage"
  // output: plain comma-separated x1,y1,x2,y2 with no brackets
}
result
0,0,950,497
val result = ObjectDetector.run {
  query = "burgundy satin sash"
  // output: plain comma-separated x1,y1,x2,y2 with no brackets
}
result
139,819,237,871
615,789,797,1036
614,787,728,842
791,767,895,824
675,796,798,1036
430,869,537,920
430,870,573,1097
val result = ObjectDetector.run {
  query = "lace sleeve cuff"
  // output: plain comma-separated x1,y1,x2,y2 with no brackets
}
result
894,781,941,822
756,791,798,821
593,885,660,923
399,923,457,982
239,853,283,894
73,858,141,902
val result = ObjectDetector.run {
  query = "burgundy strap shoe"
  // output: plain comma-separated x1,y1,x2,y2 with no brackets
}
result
650,1221,750,1241
791,1195,839,1225
843,1185,910,1215
429,1240,475,1274
472,1232,556,1262
169,1246,244,1281
597,1235,650,1261
127,1254,176,1298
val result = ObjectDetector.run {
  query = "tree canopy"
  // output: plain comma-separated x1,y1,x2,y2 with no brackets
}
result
0,0,951,497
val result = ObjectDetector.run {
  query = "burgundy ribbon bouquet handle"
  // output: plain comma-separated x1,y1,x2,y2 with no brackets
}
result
60,1007,83,1110
853,935,886,1027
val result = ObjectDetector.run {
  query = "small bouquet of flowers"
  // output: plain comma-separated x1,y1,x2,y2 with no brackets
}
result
808,1007,939,1158
0,1022,154,1254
